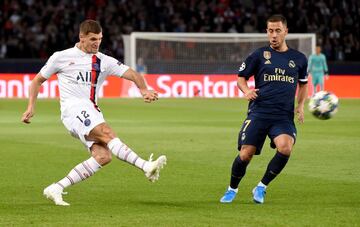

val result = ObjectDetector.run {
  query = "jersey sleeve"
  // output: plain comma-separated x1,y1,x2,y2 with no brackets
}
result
238,51,258,80
104,56,130,77
322,54,329,74
307,55,313,73
39,52,61,79
298,55,308,84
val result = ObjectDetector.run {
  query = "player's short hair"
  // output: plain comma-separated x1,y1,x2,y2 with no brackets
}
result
79,20,102,35
267,14,287,27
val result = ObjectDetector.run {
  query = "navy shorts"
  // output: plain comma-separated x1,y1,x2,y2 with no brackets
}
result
237,115,297,155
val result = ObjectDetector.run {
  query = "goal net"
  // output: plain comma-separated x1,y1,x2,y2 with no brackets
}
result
124,33,315,74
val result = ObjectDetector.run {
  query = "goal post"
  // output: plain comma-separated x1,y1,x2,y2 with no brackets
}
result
125,32,316,74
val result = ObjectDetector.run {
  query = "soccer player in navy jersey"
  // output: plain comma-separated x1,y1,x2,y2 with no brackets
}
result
220,14,308,204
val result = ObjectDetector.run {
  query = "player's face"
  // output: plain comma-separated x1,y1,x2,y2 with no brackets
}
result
80,32,103,54
267,21,288,50
316,46,321,54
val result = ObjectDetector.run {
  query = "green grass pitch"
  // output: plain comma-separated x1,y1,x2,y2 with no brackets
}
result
0,98,359,226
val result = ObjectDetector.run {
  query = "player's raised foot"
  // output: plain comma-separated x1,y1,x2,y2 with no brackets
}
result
43,183,70,206
252,186,266,204
220,188,237,203
144,153,167,182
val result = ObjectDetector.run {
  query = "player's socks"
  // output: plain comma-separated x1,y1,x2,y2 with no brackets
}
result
256,181,267,188
230,155,249,189
107,138,150,172
260,151,289,185
56,157,102,188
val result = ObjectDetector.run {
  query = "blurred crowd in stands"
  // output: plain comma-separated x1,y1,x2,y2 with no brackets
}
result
1,0,359,61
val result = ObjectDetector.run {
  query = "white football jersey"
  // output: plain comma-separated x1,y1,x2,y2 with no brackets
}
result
40,44,129,113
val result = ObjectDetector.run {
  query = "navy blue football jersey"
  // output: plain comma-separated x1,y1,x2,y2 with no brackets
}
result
238,46,308,120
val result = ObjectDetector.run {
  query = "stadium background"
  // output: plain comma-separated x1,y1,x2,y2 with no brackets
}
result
0,0,360,98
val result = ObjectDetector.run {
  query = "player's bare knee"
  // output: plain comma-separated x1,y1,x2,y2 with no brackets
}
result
277,145,292,156
94,152,112,166
239,145,256,162
91,143,112,165
239,150,254,162
99,125,117,144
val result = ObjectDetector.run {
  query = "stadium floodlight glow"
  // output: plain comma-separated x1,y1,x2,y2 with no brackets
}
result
124,32,316,74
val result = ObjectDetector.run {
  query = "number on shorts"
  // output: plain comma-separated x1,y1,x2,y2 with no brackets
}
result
76,110,90,123
242,120,251,132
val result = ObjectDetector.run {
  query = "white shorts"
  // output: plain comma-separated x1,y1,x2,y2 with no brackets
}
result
61,100,105,150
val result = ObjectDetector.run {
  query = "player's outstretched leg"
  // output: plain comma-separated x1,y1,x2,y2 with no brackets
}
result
107,138,167,182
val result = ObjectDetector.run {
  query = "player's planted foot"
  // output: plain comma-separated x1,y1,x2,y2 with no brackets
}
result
220,188,238,203
43,183,70,206
252,186,266,204
144,153,167,182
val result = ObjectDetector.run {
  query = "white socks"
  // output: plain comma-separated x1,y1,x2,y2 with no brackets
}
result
53,138,150,191
257,181,267,188
228,186,238,193
107,138,150,172
56,157,102,189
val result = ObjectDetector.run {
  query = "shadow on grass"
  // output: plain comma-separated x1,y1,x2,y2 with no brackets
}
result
137,199,255,208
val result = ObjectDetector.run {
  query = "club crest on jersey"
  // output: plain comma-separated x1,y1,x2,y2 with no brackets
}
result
241,133,246,141
92,63,100,71
84,119,91,127
263,51,271,64
239,62,246,71
289,60,296,68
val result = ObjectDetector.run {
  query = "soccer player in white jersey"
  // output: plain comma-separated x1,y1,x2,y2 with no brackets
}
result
21,20,167,206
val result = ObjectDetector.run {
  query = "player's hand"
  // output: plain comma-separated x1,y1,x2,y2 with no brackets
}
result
21,108,34,124
325,74,329,80
244,89,259,101
140,89,158,103
295,105,304,124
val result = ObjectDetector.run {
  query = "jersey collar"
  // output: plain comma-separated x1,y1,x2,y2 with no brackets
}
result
74,43,95,57
268,45,290,53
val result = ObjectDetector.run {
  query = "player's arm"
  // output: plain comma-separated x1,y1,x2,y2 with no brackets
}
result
322,55,329,79
22,52,59,123
296,55,309,124
237,77,258,101
307,55,312,76
237,52,259,101
295,83,308,124
122,68,158,103
21,73,47,124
